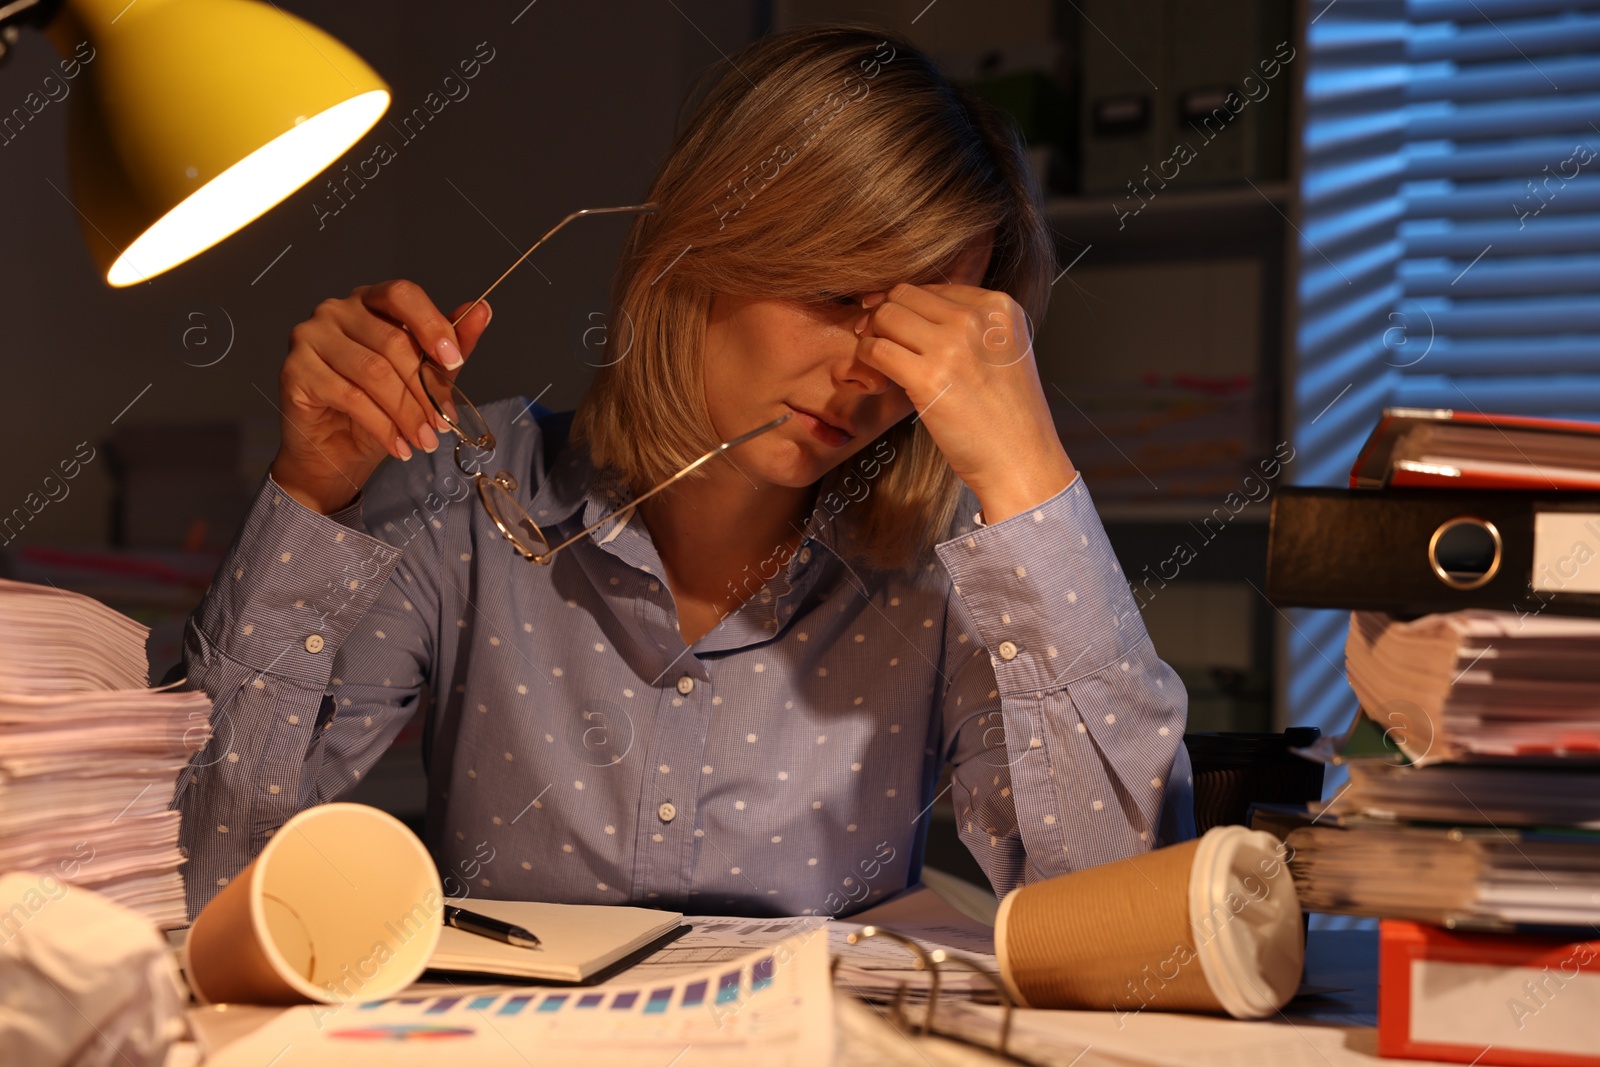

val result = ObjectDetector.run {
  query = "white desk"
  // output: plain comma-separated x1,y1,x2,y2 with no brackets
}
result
177,929,1423,1067
838,930,1475,1067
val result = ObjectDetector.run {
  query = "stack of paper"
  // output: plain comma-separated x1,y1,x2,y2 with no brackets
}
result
1285,607,1600,930
0,576,152,692
0,577,214,929
1286,823,1600,928
1322,759,1600,828
1345,609,1600,762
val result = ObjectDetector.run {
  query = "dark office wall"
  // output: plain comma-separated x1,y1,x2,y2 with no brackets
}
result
0,0,764,548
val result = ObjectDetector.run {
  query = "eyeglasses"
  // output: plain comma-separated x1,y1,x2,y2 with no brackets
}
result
415,203,791,566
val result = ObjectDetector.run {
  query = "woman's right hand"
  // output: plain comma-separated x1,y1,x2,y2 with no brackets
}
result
269,280,494,515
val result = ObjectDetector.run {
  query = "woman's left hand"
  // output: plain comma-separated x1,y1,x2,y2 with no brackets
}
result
854,282,1077,525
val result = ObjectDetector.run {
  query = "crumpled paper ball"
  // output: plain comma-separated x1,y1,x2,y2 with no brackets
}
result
0,871,186,1067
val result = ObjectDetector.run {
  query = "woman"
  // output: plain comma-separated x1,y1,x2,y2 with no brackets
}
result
170,24,1193,922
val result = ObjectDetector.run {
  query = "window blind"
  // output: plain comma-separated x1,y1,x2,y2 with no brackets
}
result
1287,0,1600,781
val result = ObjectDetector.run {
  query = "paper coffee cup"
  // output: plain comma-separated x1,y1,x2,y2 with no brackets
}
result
182,802,444,1005
994,825,1303,1019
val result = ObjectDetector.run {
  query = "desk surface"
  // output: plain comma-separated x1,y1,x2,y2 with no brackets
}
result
182,929,1398,1066
924,928,1451,1067
1295,928,1379,1027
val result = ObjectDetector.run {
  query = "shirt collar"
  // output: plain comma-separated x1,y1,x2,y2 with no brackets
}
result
526,437,610,530
527,434,855,565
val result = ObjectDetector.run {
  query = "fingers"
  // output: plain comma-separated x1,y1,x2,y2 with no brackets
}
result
362,279,467,371
449,299,493,361
852,280,1030,410
301,324,442,456
853,332,925,398
289,341,419,463
331,296,452,439
875,282,966,323
858,296,947,356
861,284,1028,369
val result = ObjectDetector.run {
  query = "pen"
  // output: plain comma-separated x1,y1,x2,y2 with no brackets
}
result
443,904,542,949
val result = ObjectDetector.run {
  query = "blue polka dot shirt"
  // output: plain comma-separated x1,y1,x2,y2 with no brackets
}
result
170,397,1195,921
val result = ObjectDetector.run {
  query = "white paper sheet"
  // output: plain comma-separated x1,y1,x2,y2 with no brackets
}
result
202,932,834,1067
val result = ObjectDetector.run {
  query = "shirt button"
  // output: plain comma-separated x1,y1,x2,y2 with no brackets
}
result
658,802,677,823
676,676,695,696
304,634,325,654
997,640,1019,661
798,547,812,564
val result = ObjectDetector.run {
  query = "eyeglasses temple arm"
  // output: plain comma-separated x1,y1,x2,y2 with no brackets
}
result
449,203,660,329
531,413,791,563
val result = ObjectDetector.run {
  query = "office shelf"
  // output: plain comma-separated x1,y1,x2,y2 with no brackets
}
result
1047,182,1296,262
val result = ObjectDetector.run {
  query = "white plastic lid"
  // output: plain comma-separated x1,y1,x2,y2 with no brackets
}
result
1186,825,1305,1019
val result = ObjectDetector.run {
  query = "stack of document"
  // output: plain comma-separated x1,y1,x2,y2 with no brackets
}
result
0,576,152,691
1345,609,1600,762
0,577,214,929
1287,822,1600,927
1323,759,1600,828
1350,407,1600,490
1284,607,1600,929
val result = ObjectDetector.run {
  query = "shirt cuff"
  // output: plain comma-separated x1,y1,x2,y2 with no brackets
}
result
192,473,404,684
327,492,365,530
934,472,1141,697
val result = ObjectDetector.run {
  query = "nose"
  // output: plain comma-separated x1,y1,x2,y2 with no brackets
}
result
835,336,894,396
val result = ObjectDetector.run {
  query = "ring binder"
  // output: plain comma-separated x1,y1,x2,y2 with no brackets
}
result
1265,487,1600,617
831,924,1038,1066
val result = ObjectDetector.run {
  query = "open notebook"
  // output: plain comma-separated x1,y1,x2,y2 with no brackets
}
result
427,898,686,983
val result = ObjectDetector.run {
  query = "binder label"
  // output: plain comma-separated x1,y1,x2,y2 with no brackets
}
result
1532,513,1600,593
1410,959,1600,1056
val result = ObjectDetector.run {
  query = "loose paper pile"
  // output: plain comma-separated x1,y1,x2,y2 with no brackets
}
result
1287,822,1600,927
0,577,213,929
1287,608,1600,928
1344,609,1600,762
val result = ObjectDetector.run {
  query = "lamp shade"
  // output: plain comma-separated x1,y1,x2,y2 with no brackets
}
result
46,0,390,286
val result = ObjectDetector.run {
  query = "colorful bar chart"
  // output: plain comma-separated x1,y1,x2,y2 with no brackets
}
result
206,935,835,1067
355,958,772,1020
497,995,535,1016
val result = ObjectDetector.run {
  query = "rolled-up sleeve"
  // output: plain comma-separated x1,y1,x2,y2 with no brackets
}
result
166,471,427,919
934,474,1194,897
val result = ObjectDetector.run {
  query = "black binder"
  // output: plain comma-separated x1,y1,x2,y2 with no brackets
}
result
1265,487,1600,618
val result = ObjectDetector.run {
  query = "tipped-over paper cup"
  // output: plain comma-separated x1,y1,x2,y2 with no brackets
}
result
182,802,444,1005
995,825,1303,1019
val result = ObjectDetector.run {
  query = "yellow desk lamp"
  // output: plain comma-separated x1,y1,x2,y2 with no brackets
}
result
2,0,390,286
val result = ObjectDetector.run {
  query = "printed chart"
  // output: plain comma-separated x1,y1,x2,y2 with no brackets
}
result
205,933,834,1066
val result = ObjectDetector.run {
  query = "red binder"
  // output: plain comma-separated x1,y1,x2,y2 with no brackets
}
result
1351,409,1600,491
1378,920,1600,1066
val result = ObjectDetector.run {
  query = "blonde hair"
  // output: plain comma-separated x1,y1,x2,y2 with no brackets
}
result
573,23,1056,572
